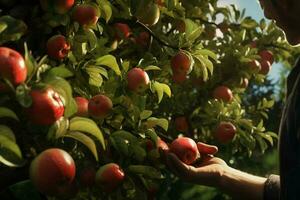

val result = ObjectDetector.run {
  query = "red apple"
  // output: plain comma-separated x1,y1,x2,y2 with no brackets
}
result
171,51,192,74
127,68,150,93
212,86,233,103
248,60,261,73
135,2,160,26
215,121,237,144
74,96,89,117
259,60,271,75
40,0,74,14
259,50,274,64
0,47,27,85
47,35,70,60
170,137,199,165
175,116,189,132
25,87,64,125
79,167,96,188
88,94,113,119
114,23,131,41
95,163,125,192
172,73,187,84
72,4,99,27
29,148,76,196
135,31,150,47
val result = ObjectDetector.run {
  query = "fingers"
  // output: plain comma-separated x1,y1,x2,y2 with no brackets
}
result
166,153,193,179
197,142,218,155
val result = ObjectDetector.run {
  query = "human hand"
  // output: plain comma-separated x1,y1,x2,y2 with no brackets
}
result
165,142,228,188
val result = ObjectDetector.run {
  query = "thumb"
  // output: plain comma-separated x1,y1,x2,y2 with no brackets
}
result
197,142,218,155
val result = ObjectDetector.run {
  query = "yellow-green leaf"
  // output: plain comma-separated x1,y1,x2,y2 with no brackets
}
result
95,55,121,76
69,117,106,150
152,82,171,103
0,107,19,121
140,110,152,120
0,135,23,167
146,117,169,131
0,125,16,142
65,131,99,161
144,65,161,71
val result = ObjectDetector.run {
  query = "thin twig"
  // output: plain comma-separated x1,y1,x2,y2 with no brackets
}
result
136,21,180,50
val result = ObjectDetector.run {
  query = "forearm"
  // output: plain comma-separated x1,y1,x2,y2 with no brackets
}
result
219,166,267,200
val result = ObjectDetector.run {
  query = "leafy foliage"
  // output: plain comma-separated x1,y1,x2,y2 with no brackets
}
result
1,0,300,199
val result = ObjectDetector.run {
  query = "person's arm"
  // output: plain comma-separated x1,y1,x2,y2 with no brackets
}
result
165,143,280,200
220,166,266,200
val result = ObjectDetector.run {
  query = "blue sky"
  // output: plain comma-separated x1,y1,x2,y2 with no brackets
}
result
218,0,281,82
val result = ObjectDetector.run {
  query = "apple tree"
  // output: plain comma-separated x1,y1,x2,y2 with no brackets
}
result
0,0,300,199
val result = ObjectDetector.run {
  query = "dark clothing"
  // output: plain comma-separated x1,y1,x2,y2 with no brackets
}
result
264,59,300,200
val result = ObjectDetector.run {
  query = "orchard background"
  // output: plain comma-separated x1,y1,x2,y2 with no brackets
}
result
0,0,300,199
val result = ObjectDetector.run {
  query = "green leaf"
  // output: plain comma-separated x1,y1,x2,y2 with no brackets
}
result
184,19,202,43
140,110,152,120
144,65,161,71
195,49,218,62
88,72,103,87
152,82,171,103
24,43,36,78
9,180,41,200
110,136,129,156
86,66,108,78
69,117,106,150
128,165,162,179
95,55,121,76
146,117,168,131
145,129,158,145
99,0,112,23
111,130,138,143
255,135,268,153
257,132,274,146
0,107,19,121
0,125,16,142
241,17,258,29
15,84,32,108
47,117,69,140
0,135,24,167
0,21,7,33
65,131,99,161
130,144,146,162
48,66,74,78
0,15,27,45
64,98,78,118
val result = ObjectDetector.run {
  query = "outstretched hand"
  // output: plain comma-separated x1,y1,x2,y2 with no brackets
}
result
165,142,228,188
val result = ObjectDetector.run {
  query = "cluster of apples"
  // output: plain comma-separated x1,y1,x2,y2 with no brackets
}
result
43,0,100,60
174,116,237,144
29,148,125,198
0,47,64,125
248,44,274,76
